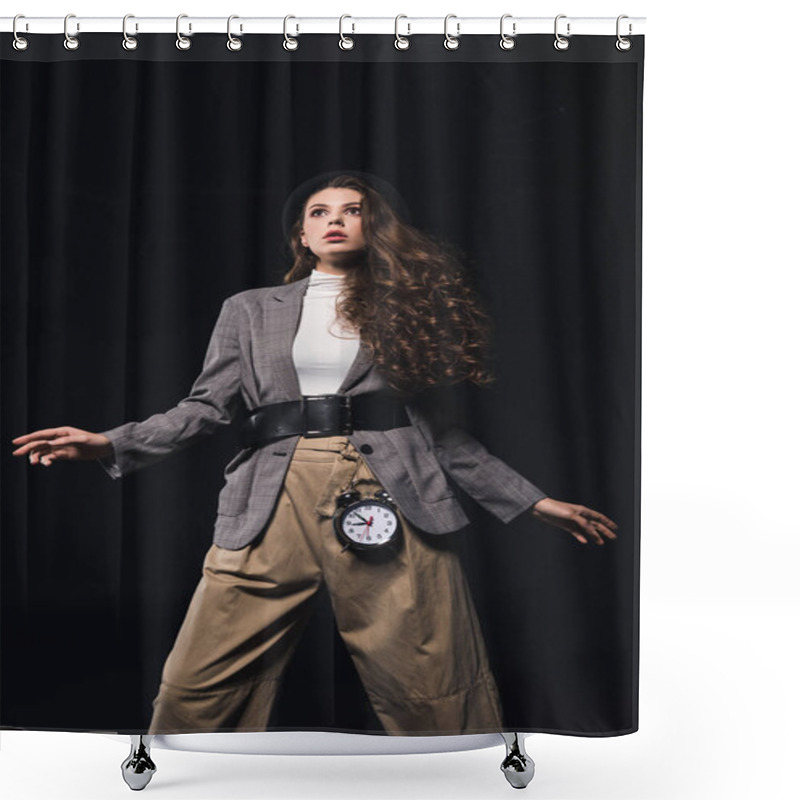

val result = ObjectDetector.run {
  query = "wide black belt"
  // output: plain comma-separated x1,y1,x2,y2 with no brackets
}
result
240,391,412,449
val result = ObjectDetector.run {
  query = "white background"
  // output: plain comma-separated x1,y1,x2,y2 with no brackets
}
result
2,1,799,798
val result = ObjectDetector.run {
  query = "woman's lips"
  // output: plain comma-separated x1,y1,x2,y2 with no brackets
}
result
325,233,347,240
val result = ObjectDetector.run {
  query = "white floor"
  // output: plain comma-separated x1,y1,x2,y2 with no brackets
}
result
2,598,796,800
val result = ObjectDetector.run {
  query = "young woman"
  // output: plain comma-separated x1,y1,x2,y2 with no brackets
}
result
11,171,618,736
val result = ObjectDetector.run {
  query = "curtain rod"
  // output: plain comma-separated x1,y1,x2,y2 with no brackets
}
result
1,16,646,37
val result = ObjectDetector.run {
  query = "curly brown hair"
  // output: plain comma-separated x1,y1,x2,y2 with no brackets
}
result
282,174,496,395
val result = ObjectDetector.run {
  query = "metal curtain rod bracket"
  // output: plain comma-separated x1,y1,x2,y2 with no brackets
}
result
1,15,645,36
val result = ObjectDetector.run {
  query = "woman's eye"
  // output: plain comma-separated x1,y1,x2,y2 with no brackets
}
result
309,207,360,217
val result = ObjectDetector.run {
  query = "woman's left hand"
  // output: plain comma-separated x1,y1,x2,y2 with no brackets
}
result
530,498,618,545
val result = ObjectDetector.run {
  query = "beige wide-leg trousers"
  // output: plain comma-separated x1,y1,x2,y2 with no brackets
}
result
147,434,505,736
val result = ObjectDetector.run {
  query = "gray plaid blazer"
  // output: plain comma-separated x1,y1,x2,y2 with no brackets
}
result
96,275,547,549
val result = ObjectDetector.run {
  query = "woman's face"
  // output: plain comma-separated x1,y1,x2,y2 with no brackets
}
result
300,187,366,261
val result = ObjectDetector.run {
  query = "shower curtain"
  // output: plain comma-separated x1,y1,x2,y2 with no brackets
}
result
1,26,643,738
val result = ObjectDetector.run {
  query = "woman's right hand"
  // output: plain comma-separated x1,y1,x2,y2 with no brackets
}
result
11,427,113,467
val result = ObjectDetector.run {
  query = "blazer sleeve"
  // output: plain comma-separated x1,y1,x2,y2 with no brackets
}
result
94,297,243,480
405,385,549,524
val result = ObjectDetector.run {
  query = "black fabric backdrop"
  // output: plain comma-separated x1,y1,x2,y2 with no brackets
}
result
1,33,643,735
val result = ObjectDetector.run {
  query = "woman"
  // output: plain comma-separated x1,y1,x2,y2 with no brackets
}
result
11,171,618,736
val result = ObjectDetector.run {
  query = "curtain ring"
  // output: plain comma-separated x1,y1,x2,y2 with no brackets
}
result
122,14,138,51
283,15,299,51
616,15,632,51
339,14,355,50
63,13,80,51
500,13,516,50
176,13,191,50
12,14,29,51
553,14,570,51
394,15,410,50
444,14,460,51
227,15,242,51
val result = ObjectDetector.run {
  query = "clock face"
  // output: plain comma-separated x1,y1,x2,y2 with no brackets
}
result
339,500,399,547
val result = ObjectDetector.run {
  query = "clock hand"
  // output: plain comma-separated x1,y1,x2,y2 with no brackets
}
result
352,516,375,541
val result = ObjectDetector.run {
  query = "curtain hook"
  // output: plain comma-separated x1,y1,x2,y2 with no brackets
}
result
444,13,460,51
339,14,355,50
176,13,192,50
283,15,299,51
554,14,570,51
500,14,516,50
227,15,243,51
12,14,29,51
122,14,138,51
395,15,411,50
63,13,80,51
616,15,632,51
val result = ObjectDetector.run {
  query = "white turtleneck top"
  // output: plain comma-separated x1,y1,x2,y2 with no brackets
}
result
291,268,361,395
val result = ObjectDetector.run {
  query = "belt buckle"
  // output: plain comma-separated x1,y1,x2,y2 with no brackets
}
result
302,394,352,437
340,394,353,435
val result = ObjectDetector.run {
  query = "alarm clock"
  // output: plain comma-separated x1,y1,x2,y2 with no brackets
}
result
333,488,401,551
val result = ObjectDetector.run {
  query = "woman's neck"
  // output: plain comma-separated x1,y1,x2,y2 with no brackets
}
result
313,256,361,277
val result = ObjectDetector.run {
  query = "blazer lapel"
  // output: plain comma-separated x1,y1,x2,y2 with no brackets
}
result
268,274,373,399
337,339,373,394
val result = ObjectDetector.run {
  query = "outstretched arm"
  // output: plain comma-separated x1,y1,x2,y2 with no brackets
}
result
530,498,618,545
406,385,618,545
95,296,244,479
405,385,548,524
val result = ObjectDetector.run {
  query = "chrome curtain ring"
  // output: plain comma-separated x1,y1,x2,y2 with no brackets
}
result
554,14,571,51
339,14,355,50
444,13,460,51
500,13,516,50
227,15,243,51
283,15,299,51
122,14,138,51
394,15,410,50
63,13,80,51
616,15,632,51
12,14,29,51
176,13,191,50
